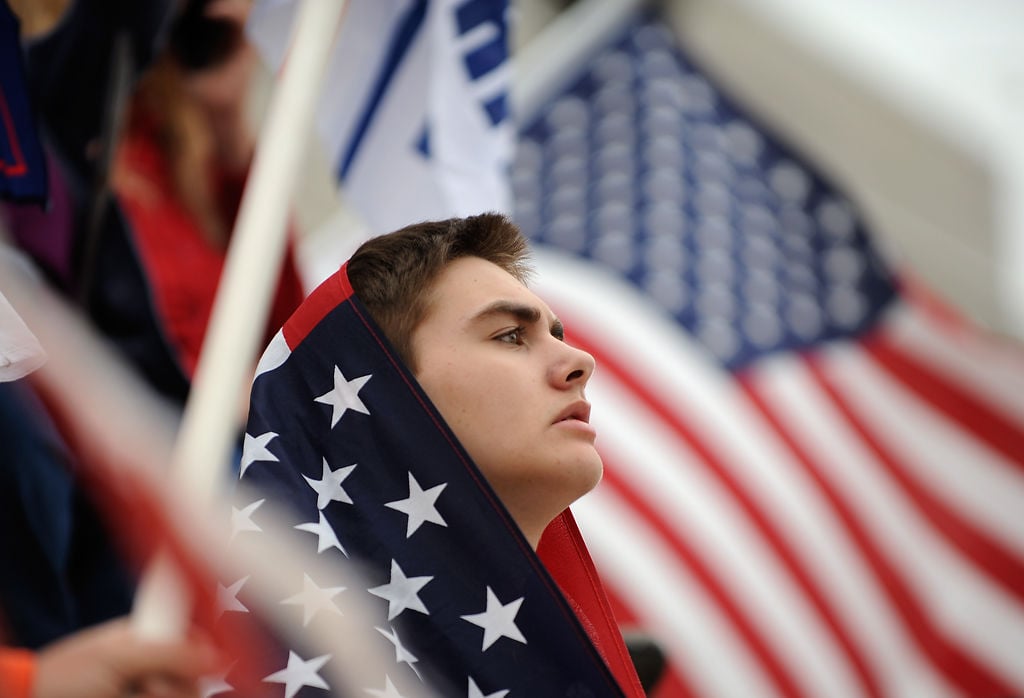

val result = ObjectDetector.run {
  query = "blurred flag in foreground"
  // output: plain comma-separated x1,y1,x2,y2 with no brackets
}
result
0,250,406,696
248,0,513,234
0,2,47,204
515,9,1024,698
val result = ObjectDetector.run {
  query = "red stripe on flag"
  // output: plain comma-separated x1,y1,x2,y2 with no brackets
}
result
600,457,807,698
865,330,1024,474
599,581,700,698
282,264,353,349
565,322,883,698
788,353,1019,697
649,666,700,698
830,337,1024,605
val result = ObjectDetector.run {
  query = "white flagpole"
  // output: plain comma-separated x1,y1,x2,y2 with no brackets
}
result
132,0,347,638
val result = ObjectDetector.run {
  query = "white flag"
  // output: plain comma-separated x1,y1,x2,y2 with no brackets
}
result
248,0,513,234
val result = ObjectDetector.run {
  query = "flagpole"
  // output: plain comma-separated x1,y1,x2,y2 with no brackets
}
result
132,0,347,639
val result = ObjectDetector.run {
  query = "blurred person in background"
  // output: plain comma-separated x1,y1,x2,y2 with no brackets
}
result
4,0,304,400
111,0,305,381
0,0,303,652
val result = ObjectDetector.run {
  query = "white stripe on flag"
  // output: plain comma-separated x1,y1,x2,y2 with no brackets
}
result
574,487,781,698
254,329,292,380
818,344,1024,687
766,344,1024,689
589,371,865,698
833,326,1024,556
752,356,961,698
884,304,1024,425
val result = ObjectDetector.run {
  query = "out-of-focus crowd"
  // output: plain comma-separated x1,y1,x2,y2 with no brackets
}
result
0,1,305,695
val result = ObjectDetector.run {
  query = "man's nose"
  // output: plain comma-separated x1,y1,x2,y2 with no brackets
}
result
553,342,595,386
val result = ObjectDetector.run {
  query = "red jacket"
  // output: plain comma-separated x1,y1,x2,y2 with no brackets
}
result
115,119,306,379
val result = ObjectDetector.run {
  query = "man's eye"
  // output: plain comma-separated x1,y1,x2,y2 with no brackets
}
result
497,327,525,345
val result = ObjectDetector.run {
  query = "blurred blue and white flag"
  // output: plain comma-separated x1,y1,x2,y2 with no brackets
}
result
248,0,512,234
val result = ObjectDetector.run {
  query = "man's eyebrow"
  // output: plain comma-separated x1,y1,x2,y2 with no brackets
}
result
471,301,542,325
471,301,565,339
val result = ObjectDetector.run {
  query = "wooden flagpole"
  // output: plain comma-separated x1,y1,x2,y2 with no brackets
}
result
132,0,347,638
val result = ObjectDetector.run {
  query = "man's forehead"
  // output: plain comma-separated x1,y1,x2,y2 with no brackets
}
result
462,282,557,327
431,257,555,322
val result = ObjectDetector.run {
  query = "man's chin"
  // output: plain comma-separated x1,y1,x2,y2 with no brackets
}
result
566,454,605,502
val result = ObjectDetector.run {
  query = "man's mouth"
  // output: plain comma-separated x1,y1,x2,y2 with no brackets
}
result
555,401,591,425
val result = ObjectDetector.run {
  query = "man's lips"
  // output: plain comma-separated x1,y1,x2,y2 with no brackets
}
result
554,400,592,425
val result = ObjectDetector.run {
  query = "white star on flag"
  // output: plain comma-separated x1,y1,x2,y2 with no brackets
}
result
461,587,527,651
262,651,330,698
281,573,346,626
366,675,406,698
216,576,249,617
230,498,264,540
468,677,509,698
375,625,420,677
384,472,448,537
303,458,356,510
239,431,278,477
314,366,371,427
368,559,433,620
295,511,347,556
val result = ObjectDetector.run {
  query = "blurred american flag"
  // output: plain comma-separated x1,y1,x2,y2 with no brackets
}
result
513,13,1024,698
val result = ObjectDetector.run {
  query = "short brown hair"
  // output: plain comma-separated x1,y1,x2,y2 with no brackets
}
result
347,213,532,370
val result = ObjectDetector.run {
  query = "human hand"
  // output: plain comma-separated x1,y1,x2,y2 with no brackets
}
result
31,618,219,698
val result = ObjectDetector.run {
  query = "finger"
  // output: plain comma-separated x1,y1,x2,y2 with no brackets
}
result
133,675,203,698
111,635,220,683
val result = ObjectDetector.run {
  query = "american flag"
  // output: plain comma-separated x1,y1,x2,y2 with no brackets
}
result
0,0,47,204
223,268,638,697
513,12,1024,698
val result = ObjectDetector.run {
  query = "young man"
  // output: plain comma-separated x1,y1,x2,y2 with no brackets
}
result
346,214,602,550
233,214,644,697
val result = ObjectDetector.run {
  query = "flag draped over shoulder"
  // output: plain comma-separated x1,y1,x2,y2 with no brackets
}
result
247,0,513,234
0,2,46,204
514,11,1024,698
226,265,642,697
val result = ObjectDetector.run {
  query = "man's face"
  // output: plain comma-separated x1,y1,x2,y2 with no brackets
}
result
411,256,602,547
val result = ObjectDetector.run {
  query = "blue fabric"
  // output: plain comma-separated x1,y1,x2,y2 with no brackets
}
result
0,1,47,204
0,382,134,648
